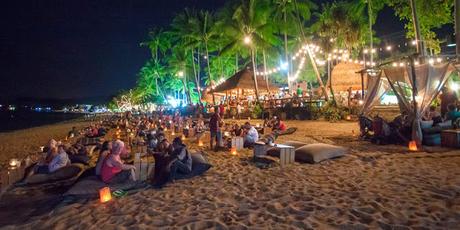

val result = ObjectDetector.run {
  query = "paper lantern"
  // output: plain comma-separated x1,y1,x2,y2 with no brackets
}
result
346,115,351,121
198,140,204,147
165,127,168,131
181,135,186,141
9,159,20,168
408,141,418,151
99,187,112,203
230,147,238,156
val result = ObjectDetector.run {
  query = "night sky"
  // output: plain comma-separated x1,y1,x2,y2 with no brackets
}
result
0,1,413,103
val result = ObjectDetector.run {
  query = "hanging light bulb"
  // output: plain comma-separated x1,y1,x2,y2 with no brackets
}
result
428,59,435,65
386,46,392,51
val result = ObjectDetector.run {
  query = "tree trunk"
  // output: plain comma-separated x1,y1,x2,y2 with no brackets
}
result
251,48,260,102
368,0,373,63
191,49,202,103
284,11,291,92
263,50,270,93
205,42,216,104
306,46,328,101
409,0,426,56
457,0,460,61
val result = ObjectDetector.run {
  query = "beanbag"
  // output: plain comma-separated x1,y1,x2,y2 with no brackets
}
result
281,141,308,149
69,154,90,165
65,176,139,198
295,144,347,164
277,127,297,136
175,152,212,180
25,163,85,185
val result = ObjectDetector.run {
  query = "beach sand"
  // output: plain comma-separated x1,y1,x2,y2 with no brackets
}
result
1,120,460,229
0,120,91,168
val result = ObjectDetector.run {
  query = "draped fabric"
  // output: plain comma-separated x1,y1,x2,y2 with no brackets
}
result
383,62,456,145
360,72,390,116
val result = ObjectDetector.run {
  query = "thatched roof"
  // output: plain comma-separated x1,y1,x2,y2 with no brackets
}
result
210,68,278,94
330,62,368,92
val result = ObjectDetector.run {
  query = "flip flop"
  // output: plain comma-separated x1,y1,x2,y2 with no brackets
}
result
112,189,127,198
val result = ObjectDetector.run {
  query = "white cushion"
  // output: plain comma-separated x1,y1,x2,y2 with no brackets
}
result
295,143,347,163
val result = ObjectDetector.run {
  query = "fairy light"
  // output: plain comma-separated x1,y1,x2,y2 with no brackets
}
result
363,49,369,54
428,58,435,65
386,46,392,51
436,57,442,63
392,63,398,67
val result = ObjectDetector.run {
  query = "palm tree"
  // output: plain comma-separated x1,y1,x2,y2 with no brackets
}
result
272,0,316,90
220,0,279,101
168,46,193,104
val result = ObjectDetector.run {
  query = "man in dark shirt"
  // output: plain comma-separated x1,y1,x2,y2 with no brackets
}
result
209,108,222,151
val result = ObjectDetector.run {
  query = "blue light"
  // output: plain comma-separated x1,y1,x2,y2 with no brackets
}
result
280,61,288,71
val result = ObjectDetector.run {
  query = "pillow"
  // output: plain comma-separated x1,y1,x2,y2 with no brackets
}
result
281,141,308,149
420,120,433,129
26,163,84,184
295,144,347,164
436,120,452,128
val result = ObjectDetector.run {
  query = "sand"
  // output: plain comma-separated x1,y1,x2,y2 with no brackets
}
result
2,120,460,229
0,120,91,168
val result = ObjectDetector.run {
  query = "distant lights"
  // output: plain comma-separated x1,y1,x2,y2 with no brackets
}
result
411,40,417,45
243,35,252,44
386,46,392,51
363,49,369,54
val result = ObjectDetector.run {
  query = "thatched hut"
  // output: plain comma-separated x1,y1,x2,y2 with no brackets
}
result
330,62,367,92
208,67,278,98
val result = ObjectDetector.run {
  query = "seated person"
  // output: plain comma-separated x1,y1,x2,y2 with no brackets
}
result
86,125,99,137
243,122,259,148
42,139,59,164
272,117,287,132
95,141,111,177
423,105,442,125
146,133,158,150
232,124,244,137
97,125,107,136
444,103,460,122
34,145,70,175
100,140,136,184
67,127,79,138
169,137,192,180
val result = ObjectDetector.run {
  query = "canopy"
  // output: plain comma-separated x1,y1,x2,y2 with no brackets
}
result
362,61,457,146
331,62,368,92
360,71,390,116
210,68,278,94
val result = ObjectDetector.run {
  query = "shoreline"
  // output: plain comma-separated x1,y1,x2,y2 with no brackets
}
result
0,119,93,168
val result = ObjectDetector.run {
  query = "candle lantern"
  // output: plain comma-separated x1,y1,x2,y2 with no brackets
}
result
181,135,186,141
346,115,351,121
198,140,204,147
9,159,20,168
230,147,238,156
408,141,418,151
99,187,112,203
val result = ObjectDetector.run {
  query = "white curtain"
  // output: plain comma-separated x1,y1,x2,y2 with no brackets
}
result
360,72,390,116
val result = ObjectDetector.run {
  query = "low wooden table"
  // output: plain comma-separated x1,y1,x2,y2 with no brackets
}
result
441,129,460,148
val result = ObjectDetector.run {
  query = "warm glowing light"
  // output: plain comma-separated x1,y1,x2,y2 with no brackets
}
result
428,59,434,65
181,135,186,141
408,141,418,151
450,82,459,91
9,159,19,167
358,100,364,105
177,71,184,77
243,35,251,44
436,58,442,63
411,40,417,45
346,115,351,121
363,49,369,54
99,187,112,203
230,147,237,156
198,140,204,147
386,46,392,51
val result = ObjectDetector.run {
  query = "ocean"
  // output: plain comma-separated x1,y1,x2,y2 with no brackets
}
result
0,110,85,133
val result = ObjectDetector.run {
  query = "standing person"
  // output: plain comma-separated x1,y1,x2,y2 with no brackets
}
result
296,84,303,98
440,87,458,117
237,102,242,120
219,102,225,118
209,108,223,151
